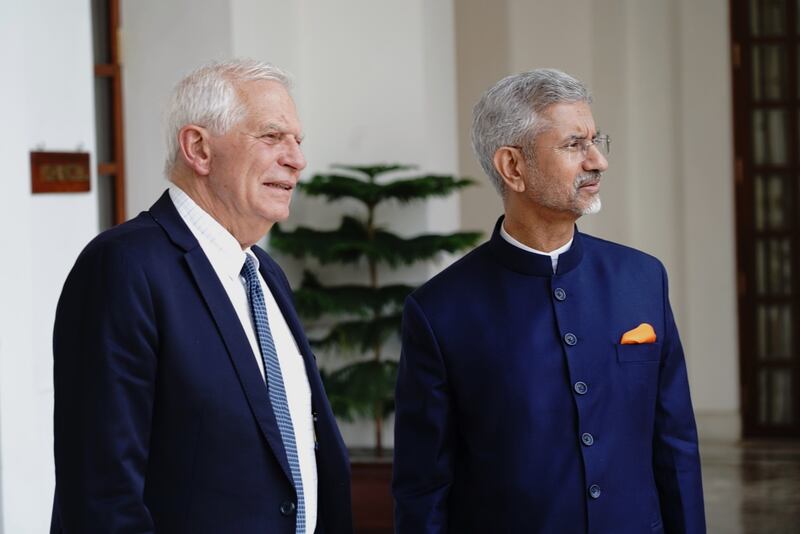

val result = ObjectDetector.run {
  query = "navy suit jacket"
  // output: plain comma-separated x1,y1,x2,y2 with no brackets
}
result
51,191,353,533
393,218,705,534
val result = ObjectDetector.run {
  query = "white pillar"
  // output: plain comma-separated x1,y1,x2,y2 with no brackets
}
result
676,0,739,440
0,1,99,531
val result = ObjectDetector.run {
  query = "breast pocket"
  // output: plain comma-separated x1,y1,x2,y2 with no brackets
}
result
617,342,662,419
616,342,662,363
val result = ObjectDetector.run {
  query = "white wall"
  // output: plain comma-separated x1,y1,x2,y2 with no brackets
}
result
0,1,99,532
121,0,233,217
455,0,739,440
455,0,507,235
676,0,739,439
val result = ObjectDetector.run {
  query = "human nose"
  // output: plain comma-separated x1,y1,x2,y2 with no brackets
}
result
281,139,307,171
583,144,608,173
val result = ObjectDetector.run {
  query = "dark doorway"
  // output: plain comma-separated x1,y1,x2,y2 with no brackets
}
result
732,0,800,437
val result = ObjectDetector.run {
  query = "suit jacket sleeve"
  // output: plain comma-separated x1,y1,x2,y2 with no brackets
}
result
53,240,158,533
653,265,706,533
393,295,454,533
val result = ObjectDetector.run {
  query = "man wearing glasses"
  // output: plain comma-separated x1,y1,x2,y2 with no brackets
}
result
393,69,705,533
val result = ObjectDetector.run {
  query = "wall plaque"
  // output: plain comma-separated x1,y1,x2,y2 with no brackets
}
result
30,151,91,193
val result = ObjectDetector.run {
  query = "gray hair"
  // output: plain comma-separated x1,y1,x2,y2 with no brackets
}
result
164,58,292,175
471,68,591,195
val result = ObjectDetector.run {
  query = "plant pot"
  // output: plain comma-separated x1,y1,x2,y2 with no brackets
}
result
350,449,393,533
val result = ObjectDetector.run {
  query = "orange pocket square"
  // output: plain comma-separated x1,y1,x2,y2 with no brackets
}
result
620,323,656,344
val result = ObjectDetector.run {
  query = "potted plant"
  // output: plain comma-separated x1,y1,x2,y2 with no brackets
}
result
270,163,480,530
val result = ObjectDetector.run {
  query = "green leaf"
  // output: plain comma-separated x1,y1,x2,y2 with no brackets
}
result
270,216,368,264
309,313,402,353
331,163,415,179
299,174,476,206
271,217,482,266
320,360,398,421
294,271,414,319
378,175,476,203
366,229,482,266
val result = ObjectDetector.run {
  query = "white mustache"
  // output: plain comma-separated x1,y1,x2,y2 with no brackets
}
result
575,172,602,188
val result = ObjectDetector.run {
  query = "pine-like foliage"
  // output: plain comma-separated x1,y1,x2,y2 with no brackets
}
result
271,164,481,455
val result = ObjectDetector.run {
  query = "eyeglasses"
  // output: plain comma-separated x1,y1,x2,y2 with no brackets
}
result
551,134,610,162
508,133,611,162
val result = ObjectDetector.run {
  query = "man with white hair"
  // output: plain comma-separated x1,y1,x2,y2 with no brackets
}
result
393,69,705,533
51,59,352,533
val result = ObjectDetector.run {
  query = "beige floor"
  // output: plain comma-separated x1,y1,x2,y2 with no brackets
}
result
702,440,800,533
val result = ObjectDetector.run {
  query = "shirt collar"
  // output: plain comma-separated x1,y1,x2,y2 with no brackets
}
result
500,221,573,268
489,216,584,277
169,185,252,280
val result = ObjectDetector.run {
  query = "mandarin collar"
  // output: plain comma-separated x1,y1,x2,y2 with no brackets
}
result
487,215,584,277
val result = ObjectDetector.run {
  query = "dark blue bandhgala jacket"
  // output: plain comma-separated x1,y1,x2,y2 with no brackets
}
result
393,217,705,534
51,191,353,534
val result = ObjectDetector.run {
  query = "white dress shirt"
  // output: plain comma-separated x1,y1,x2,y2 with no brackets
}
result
169,185,317,531
500,222,573,273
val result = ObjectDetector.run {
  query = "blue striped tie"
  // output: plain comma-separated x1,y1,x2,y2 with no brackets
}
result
241,255,305,533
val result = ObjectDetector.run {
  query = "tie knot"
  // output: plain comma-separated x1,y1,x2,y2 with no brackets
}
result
241,254,259,281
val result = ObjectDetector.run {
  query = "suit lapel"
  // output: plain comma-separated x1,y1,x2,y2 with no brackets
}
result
255,248,352,529
255,249,321,385
255,248,351,469
149,191,293,482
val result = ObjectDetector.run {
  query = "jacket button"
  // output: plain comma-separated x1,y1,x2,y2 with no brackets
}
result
574,381,588,395
581,432,594,446
589,484,601,499
312,411,319,423
553,287,567,301
279,501,296,516
563,332,577,346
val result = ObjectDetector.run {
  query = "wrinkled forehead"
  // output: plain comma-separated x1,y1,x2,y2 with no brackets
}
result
236,79,302,129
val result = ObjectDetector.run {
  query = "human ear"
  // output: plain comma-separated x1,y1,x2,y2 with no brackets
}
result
177,125,212,176
493,146,527,193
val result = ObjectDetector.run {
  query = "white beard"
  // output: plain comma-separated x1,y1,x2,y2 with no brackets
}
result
582,194,602,215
